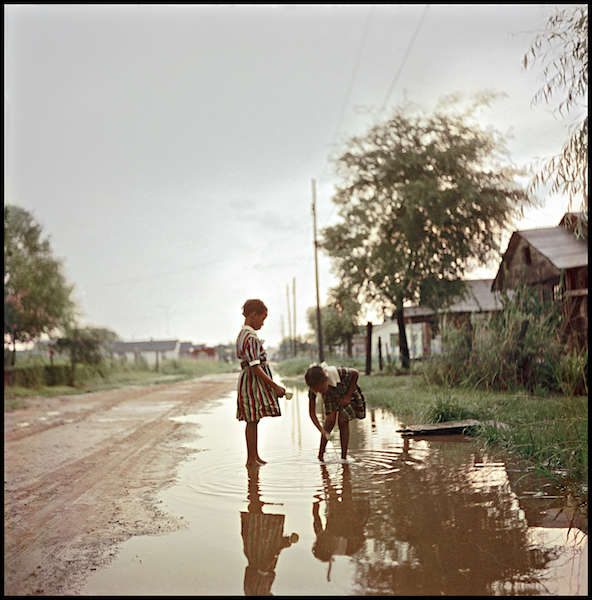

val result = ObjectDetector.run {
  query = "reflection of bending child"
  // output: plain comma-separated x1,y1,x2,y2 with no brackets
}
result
306,362,365,461
312,463,369,573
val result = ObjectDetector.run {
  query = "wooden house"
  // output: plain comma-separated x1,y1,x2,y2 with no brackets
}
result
492,213,588,349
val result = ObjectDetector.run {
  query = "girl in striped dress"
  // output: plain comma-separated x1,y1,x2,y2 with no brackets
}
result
237,299,285,467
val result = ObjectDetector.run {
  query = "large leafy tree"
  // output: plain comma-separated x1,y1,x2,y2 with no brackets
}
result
4,204,75,363
322,96,531,368
524,4,588,230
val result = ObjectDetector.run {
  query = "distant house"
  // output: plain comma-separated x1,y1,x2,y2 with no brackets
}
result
370,279,506,360
110,339,181,369
492,213,588,349
175,341,218,360
190,344,218,360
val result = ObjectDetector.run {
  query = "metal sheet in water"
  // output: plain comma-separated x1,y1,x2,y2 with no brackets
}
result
82,384,587,596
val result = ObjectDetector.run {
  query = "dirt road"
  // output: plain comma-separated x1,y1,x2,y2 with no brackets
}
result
4,372,238,596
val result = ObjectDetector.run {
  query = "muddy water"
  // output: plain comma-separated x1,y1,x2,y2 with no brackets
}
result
82,381,587,596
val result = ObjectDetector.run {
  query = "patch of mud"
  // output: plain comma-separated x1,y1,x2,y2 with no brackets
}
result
4,373,238,596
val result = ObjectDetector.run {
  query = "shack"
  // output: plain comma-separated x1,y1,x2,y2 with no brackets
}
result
492,213,588,349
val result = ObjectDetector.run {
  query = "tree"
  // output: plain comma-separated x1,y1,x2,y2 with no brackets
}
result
4,205,75,363
322,95,531,368
326,284,361,357
306,286,361,357
524,4,588,231
53,326,109,386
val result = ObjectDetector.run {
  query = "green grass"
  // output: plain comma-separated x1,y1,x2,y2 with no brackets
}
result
4,358,236,409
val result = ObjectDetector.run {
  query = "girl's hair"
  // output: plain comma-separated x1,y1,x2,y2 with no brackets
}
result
242,299,267,317
305,365,327,388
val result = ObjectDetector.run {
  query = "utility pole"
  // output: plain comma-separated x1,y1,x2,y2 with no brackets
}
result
292,277,297,357
280,315,286,360
312,178,324,362
286,284,292,352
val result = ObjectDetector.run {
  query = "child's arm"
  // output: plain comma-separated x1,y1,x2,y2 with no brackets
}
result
309,396,329,438
339,369,359,407
251,364,286,397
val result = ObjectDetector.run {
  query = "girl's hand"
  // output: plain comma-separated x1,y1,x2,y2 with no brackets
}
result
274,384,286,398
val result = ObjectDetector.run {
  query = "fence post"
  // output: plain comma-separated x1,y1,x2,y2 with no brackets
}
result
365,322,373,375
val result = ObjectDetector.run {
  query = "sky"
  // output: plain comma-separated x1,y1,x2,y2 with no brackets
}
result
5,4,578,348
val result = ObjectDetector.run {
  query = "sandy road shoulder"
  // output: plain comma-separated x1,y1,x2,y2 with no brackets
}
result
4,372,238,596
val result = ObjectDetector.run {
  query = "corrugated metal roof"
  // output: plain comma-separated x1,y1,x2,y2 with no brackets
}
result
519,226,588,270
404,279,504,318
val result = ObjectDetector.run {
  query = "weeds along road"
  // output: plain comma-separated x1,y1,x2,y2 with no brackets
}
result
4,372,238,596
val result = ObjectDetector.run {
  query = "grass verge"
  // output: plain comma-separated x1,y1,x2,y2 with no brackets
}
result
4,359,236,410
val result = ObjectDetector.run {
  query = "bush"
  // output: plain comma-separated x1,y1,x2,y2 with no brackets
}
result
5,365,45,389
44,365,70,386
423,284,583,395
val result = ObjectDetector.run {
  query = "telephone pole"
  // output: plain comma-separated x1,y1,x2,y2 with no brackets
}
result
286,285,292,352
292,277,297,357
312,178,324,362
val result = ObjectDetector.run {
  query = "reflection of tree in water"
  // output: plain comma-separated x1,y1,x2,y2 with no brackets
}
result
312,463,370,580
352,439,558,595
240,466,298,596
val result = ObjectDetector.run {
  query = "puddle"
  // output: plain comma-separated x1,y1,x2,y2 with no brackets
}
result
82,384,587,596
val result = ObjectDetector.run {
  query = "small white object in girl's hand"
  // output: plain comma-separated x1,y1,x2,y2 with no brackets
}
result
285,392,293,399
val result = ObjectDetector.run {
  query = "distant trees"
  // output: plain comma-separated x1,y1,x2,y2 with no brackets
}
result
53,326,115,385
4,205,75,364
307,285,361,357
321,95,532,368
524,4,588,229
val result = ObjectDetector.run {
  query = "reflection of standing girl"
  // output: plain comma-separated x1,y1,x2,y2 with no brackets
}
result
237,299,285,467
241,466,299,596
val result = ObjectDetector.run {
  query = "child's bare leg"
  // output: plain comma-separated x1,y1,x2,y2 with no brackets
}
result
245,421,262,466
319,413,336,460
338,413,350,460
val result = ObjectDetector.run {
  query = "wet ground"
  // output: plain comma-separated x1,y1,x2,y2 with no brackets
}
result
81,378,587,596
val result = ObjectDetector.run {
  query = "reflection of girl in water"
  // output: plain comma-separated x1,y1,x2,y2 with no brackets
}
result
240,466,298,595
312,464,369,577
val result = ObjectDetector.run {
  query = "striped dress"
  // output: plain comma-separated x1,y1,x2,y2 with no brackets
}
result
236,325,281,422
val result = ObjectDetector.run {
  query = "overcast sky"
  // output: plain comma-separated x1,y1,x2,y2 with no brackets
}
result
5,4,575,348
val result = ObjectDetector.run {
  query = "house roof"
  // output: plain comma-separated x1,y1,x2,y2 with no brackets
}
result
403,279,504,318
498,214,587,273
517,226,588,270
492,215,588,289
110,340,180,353
369,279,505,327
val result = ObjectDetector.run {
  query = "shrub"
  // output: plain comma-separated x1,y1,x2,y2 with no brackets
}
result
423,284,575,395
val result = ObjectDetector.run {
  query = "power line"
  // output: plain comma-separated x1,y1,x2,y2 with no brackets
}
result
317,4,375,190
381,4,430,111
330,5,375,148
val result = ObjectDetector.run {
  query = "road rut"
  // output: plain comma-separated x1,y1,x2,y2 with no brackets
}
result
4,373,238,596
